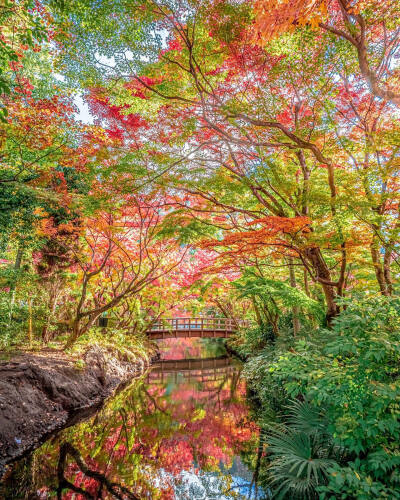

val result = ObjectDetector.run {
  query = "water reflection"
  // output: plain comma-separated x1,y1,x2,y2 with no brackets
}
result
148,356,238,384
1,339,262,499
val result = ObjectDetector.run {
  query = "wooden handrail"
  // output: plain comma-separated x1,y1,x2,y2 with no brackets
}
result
147,317,249,332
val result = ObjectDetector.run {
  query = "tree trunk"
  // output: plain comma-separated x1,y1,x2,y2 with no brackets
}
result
65,312,101,349
370,241,390,296
42,288,58,344
252,298,262,327
271,315,279,336
321,283,338,326
288,257,300,335
383,247,393,295
65,317,82,349
8,244,24,328
304,247,339,325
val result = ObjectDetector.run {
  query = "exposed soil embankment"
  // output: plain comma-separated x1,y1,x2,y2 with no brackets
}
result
0,346,150,477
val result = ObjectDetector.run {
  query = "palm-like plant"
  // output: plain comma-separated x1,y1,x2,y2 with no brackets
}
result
264,400,342,499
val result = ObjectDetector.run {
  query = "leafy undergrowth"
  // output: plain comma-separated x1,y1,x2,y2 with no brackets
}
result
0,326,156,375
241,294,400,499
66,327,156,369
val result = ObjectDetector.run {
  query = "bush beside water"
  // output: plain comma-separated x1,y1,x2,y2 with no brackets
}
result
237,295,400,499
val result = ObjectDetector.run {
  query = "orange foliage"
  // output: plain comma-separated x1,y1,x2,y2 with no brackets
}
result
198,216,311,275
252,0,327,43
202,216,311,250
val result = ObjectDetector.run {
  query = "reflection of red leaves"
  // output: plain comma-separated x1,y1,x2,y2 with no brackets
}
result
143,378,257,473
159,440,194,473
58,372,257,499
160,338,203,360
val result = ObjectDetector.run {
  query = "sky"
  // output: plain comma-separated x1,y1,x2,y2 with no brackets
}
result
54,71,94,124
74,94,94,124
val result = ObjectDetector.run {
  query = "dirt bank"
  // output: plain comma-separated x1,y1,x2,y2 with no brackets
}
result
0,346,150,478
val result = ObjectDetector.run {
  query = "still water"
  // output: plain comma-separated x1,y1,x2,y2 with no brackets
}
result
1,339,263,499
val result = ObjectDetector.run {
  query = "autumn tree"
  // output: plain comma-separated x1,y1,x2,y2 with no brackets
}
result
252,0,400,107
0,86,86,338
65,194,188,346
56,1,348,321
54,0,399,322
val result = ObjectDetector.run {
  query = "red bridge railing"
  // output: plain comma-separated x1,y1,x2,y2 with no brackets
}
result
146,317,249,339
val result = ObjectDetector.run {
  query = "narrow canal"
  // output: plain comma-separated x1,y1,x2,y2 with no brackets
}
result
1,339,263,499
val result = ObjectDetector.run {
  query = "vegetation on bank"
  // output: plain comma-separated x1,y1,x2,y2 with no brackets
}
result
233,294,400,499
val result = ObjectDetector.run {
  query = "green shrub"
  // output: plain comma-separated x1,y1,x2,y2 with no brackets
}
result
247,294,400,498
265,400,344,499
231,324,278,358
0,292,28,349
67,326,154,364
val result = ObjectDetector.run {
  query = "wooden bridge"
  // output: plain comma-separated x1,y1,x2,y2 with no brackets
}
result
146,317,248,340
147,356,239,384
